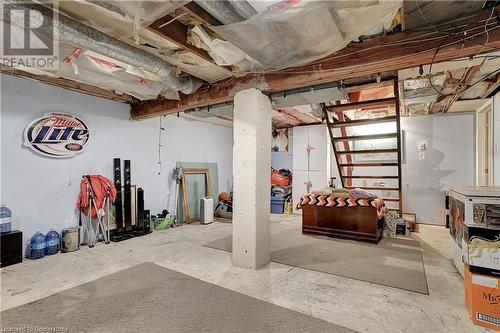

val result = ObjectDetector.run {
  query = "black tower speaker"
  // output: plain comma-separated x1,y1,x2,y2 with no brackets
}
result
137,187,144,230
123,160,132,232
113,158,123,232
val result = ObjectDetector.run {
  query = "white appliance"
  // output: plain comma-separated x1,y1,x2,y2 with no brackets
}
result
200,196,214,224
448,186,500,277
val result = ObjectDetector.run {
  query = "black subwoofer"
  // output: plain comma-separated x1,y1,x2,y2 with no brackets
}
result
1,230,23,267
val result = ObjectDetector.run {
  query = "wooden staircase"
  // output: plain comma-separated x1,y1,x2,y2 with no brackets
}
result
325,80,402,214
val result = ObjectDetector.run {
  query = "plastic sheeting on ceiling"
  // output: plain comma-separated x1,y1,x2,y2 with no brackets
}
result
209,0,402,70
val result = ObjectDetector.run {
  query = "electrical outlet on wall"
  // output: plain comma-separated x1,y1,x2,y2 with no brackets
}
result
417,140,427,151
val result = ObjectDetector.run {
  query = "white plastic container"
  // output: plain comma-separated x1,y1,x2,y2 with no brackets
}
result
200,197,214,225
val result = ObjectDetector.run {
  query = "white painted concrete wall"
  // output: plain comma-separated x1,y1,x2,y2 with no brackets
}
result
401,113,475,225
271,152,293,170
0,75,233,247
327,112,475,224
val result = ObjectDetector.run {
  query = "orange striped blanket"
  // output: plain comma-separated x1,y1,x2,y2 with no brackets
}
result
297,193,387,219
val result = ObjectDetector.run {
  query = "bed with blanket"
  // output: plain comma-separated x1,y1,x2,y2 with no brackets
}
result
297,191,387,243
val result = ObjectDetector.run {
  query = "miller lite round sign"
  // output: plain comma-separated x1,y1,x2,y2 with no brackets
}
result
23,113,90,158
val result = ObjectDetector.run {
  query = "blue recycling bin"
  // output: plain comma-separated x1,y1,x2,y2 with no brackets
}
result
271,196,285,214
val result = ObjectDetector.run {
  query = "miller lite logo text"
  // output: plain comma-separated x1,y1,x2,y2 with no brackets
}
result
23,113,90,158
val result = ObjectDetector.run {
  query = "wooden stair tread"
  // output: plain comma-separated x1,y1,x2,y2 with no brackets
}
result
339,162,399,167
329,116,397,128
342,175,399,179
336,148,398,155
333,133,398,142
344,186,400,191
326,97,396,113
325,79,403,214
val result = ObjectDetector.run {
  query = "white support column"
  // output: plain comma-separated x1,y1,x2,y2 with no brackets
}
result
232,88,271,269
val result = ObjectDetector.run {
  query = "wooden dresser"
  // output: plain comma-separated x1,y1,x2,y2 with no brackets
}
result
302,205,383,242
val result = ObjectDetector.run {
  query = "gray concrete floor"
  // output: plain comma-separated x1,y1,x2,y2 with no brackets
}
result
0,215,486,332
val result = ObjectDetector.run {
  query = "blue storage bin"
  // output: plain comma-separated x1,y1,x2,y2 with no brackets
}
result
271,196,285,214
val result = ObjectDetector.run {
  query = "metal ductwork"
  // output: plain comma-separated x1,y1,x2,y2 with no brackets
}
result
227,0,258,19
194,0,251,24
9,3,202,95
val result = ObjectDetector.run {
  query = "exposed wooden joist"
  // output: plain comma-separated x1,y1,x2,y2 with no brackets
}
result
0,65,132,103
180,2,223,26
274,108,305,125
443,64,483,113
149,15,216,64
131,12,500,119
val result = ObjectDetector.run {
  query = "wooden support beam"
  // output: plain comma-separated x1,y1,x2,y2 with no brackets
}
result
131,12,500,119
0,65,132,103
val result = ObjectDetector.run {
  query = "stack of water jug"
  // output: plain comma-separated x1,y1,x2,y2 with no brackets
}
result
28,230,60,260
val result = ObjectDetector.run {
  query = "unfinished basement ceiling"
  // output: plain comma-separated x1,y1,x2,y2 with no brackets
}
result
2,0,401,103
399,53,500,116
1,0,499,123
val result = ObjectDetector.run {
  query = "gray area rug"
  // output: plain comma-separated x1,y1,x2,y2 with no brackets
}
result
205,228,429,294
0,263,356,333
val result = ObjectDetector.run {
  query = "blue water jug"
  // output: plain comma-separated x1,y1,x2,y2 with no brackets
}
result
0,205,12,233
30,232,45,259
45,230,60,255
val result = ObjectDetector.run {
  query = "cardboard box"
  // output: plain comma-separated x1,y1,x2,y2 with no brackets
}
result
462,225,500,278
464,268,500,331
